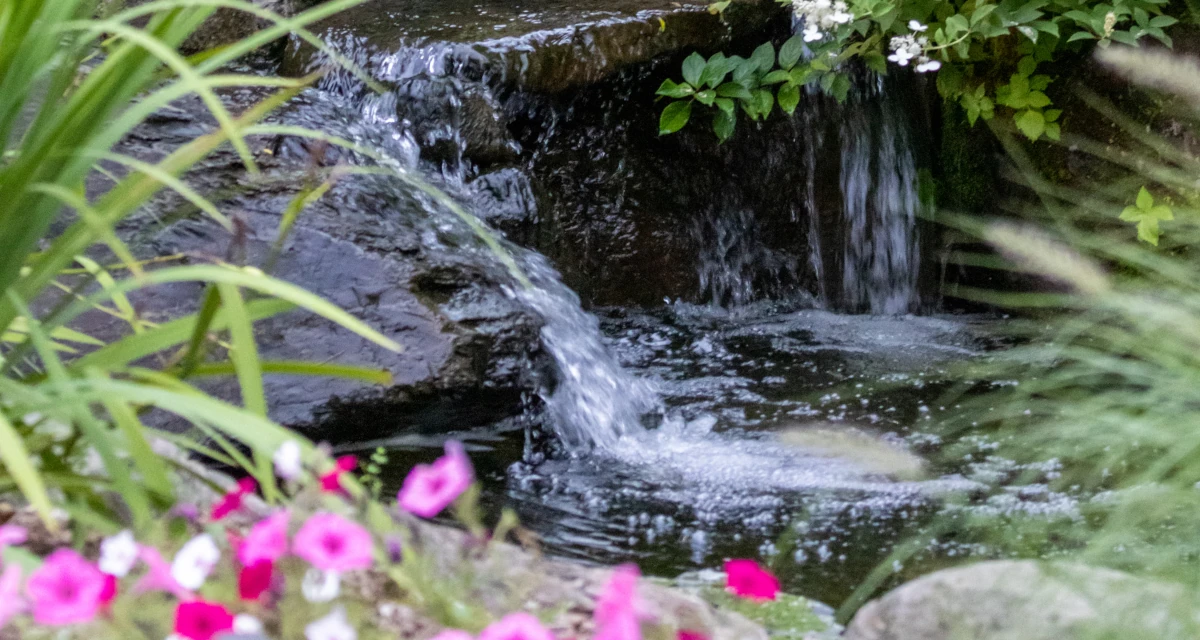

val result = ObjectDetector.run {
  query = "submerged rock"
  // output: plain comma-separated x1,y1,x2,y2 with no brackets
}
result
844,560,1198,640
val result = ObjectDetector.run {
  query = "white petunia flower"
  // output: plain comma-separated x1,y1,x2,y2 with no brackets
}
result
302,568,341,603
306,605,356,640
99,530,138,577
273,440,303,480
908,19,928,32
235,614,265,634
170,533,220,590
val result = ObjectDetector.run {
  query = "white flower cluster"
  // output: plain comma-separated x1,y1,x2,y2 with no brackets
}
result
888,22,941,73
793,0,855,42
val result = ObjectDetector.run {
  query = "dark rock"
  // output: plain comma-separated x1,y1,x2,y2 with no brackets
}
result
468,168,538,237
74,89,550,440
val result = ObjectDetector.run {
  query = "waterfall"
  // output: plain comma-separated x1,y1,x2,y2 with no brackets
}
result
834,79,923,315
514,255,661,452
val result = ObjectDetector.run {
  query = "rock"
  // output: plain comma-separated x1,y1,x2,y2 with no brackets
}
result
73,88,551,440
109,0,297,54
844,560,1197,640
281,0,785,93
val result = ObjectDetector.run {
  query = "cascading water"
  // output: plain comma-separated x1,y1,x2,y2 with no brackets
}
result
835,78,924,315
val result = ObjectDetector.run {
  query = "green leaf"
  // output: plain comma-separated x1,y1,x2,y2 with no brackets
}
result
1149,15,1178,27
753,88,775,117
699,53,731,88
1044,108,1062,123
660,100,693,134
1032,20,1059,36
1111,30,1141,45
761,70,791,85
1067,31,1096,42
1138,217,1161,245
863,51,888,75
830,73,852,103
716,82,753,99
778,83,801,115
1044,122,1060,140
750,42,776,73
682,52,706,86
714,97,736,116
695,89,717,105
972,4,998,25
1136,186,1154,210
946,14,970,36
1015,108,1046,140
1018,56,1038,76
1027,91,1051,108
713,110,736,141
779,35,806,70
0,412,54,528
657,79,696,98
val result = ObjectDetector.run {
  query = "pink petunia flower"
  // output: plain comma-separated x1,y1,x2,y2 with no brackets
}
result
211,477,257,521
479,612,555,640
238,560,274,601
0,525,26,551
174,600,234,640
0,564,26,630
319,456,358,494
25,549,106,626
398,441,474,518
430,631,475,640
293,512,373,572
133,546,190,599
724,559,779,601
99,574,118,606
239,510,290,566
677,632,708,640
594,564,646,640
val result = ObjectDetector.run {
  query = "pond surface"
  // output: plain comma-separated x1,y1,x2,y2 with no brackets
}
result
349,302,1062,607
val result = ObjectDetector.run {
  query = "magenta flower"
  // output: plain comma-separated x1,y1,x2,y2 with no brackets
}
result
677,632,708,640
724,559,780,601
25,549,106,626
211,477,257,521
431,631,475,640
319,455,358,494
133,546,190,599
594,564,645,640
0,564,26,630
398,441,474,518
293,512,374,572
174,600,234,640
479,612,555,640
239,510,290,566
238,560,274,601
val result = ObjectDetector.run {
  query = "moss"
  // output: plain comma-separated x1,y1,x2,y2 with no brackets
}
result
938,104,1000,215
699,587,832,638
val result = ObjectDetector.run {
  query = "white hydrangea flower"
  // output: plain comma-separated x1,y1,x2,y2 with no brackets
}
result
273,440,303,480
99,530,138,577
306,605,356,640
302,568,341,603
793,0,855,40
908,19,928,32
915,57,942,73
887,34,926,67
170,533,220,590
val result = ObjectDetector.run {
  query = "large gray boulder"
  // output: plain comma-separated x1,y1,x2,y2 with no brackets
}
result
844,560,1200,640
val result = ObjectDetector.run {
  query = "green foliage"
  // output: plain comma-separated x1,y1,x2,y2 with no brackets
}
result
1120,186,1174,245
0,0,441,531
661,0,1184,142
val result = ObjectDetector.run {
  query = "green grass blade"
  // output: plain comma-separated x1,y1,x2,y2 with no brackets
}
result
190,359,393,385
0,411,55,527
215,283,265,415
